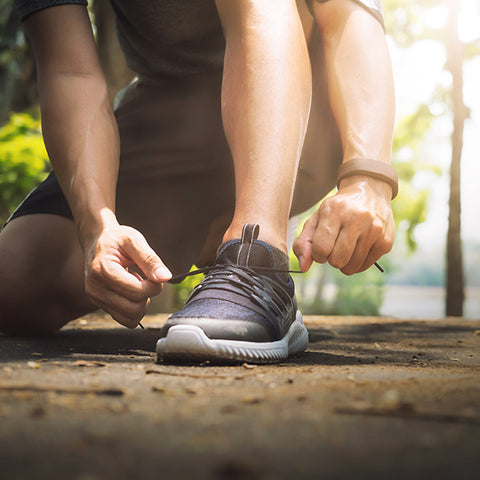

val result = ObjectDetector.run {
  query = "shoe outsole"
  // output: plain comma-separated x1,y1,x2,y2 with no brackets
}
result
155,311,308,364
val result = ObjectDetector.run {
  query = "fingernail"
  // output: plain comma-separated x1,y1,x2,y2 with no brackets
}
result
154,266,172,281
298,255,304,269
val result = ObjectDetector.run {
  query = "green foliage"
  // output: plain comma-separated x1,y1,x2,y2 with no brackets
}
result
392,104,435,156
0,0,36,120
170,268,204,310
391,103,442,251
292,253,386,316
393,186,429,251
383,0,463,255
465,39,480,60
0,112,50,223
0,0,25,67
330,269,384,316
383,0,446,46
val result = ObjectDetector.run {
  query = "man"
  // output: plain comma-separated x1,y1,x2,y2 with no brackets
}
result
0,0,396,363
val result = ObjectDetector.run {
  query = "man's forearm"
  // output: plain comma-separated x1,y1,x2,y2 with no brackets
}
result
40,72,120,247
293,1,395,274
314,0,395,167
25,6,120,249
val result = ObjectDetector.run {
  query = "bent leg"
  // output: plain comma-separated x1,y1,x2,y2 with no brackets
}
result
215,0,312,252
0,214,96,335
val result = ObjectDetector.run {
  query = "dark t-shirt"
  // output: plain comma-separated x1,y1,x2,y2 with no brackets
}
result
16,0,384,80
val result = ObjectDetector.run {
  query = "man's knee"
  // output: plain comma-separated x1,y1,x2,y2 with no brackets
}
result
0,309,62,337
0,241,65,336
215,0,298,35
0,260,90,336
0,265,63,336
0,215,90,336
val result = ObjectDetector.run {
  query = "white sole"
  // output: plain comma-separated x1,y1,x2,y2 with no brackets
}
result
155,310,308,364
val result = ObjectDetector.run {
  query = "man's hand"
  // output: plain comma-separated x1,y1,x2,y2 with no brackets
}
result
293,176,394,275
84,222,172,328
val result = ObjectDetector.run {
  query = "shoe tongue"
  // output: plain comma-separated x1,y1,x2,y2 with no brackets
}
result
216,224,289,274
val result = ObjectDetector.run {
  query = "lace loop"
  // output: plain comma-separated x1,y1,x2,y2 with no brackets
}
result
169,262,383,284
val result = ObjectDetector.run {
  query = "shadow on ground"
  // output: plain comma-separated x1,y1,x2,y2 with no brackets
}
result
2,319,478,367
0,315,479,480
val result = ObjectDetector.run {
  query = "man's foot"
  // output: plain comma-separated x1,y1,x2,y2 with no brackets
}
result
156,224,308,364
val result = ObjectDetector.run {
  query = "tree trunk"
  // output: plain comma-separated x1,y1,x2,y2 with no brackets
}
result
445,0,465,317
92,0,134,103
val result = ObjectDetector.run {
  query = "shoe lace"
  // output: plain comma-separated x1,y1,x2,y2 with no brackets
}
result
170,261,383,284
137,262,383,329
170,264,301,324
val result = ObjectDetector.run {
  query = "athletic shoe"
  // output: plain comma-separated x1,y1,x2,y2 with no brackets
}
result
156,224,308,363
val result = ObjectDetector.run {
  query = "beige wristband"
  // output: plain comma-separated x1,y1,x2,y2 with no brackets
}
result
336,158,399,199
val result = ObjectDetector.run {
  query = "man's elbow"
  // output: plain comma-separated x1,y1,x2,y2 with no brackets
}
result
312,0,377,43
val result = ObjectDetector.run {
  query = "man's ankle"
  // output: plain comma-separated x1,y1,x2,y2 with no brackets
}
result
222,223,288,254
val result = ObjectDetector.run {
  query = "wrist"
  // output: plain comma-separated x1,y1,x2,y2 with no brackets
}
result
336,158,398,199
338,174,393,200
67,178,118,250
76,207,118,250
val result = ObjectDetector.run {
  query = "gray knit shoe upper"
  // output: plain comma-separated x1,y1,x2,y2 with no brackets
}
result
156,224,308,363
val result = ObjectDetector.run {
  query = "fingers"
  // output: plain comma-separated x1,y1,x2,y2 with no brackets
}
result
88,260,163,301
293,214,317,272
329,217,394,274
311,204,342,265
327,227,359,272
84,224,170,327
326,217,393,274
294,181,395,275
88,287,150,329
357,223,395,273
293,202,341,272
121,228,172,282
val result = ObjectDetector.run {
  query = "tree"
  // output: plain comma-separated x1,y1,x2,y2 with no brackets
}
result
0,0,37,123
384,0,480,317
445,0,466,316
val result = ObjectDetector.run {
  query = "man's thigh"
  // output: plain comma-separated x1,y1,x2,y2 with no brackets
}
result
0,214,94,334
114,74,235,273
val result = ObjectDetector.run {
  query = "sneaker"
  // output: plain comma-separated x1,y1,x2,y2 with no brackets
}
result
155,224,308,363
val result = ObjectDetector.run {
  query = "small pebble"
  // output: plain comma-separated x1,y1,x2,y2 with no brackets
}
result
241,396,263,404
152,386,166,394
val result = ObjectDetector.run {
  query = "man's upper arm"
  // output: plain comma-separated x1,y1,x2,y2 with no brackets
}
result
16,0,87,22
23,3,103,78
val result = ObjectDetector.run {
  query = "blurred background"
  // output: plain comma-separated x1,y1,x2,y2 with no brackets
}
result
0,0,478,319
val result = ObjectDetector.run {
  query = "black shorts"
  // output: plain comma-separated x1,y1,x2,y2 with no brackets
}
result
7,29,342,275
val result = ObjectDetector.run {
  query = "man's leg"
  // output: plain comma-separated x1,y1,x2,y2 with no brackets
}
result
156,1,312,363
0,215,95,335
216,0,312,252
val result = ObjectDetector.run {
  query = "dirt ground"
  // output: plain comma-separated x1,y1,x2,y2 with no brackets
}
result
1,314,479,480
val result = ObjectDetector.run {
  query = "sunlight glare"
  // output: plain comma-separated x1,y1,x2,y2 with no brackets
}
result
458,0,480,43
